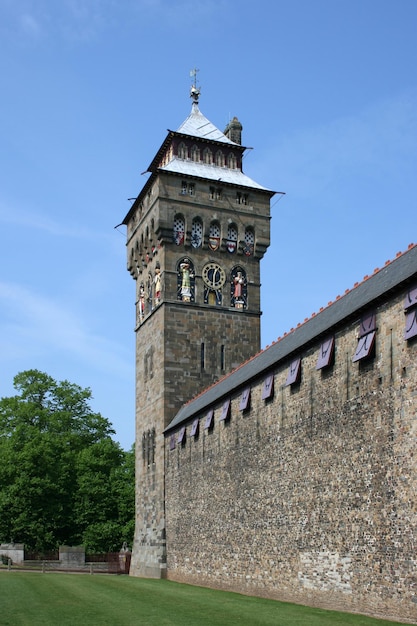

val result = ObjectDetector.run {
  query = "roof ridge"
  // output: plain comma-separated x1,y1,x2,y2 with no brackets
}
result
182,242,416,406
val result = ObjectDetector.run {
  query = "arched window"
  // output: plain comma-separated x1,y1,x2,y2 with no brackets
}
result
231,266,247,309
226,224,238,254
203,148,213,164
173,215,185,245
177,257,195,302
243,227,254,256
190,145,200,162
227,152,237,169
178,142,188,159
191,218,203,248
215,150,225,167
208,221,221,251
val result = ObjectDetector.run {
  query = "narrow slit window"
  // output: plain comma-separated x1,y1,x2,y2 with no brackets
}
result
220,345,225,371
285,358,301,386
201,342,205,370
169,434,176,451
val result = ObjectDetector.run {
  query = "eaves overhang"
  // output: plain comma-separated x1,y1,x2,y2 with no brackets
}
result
165,243,417,433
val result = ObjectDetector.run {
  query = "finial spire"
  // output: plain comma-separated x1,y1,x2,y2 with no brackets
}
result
189,67,200,105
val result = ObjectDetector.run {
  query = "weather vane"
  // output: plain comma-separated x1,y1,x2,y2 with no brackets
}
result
189,67,200,104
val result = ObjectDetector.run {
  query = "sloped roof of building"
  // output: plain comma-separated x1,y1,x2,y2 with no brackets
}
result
176,102,238,144
165,243,417,432
159,156,272,191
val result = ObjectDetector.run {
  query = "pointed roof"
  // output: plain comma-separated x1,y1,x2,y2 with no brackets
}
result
121,86,277,226
176,102,238,145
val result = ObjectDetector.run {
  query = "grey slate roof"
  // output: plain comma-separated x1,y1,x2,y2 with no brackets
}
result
165,243,417,432
159,157,271,191
176,103,237,144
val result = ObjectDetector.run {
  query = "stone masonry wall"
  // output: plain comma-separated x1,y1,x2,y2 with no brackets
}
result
130,305,167,578
165,289,417,623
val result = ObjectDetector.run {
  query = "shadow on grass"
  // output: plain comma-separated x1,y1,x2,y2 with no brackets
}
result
0,571,409,626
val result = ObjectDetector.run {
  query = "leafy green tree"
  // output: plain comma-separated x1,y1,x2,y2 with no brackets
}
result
0,370,134,553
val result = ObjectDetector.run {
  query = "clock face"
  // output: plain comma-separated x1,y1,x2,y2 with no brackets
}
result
202,263,226,289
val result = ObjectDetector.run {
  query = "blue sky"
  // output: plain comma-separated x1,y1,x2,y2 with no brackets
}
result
1,0,416,449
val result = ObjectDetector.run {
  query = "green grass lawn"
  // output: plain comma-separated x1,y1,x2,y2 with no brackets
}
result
0,571,408,626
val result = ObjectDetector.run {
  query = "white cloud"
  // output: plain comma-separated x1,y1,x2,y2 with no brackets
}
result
20,13,42,37
256,89,417,199
0,281,131,378
0,202,115,242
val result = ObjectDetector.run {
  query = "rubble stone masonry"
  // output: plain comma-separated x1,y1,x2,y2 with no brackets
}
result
165,288,417,623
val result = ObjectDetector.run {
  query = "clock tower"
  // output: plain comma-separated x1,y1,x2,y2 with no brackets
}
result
122,81,275,577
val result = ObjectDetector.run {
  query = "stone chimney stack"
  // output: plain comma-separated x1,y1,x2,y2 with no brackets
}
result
224,116,243,145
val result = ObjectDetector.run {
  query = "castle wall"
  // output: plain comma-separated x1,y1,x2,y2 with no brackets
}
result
164,288,417,623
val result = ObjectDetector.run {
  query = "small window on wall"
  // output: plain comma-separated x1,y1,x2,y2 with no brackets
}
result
404,309,417,341
177,426,186,445
219,399,230,422
204,409,214,430
200,342,205,370
190,418,199,437
226,224,238,254
352,311,376,362
285,358,301,386
239,387,251,411
181,181,195,196
191,218,203,248
209,186,222,200
227,153,237,169
243,228,254,256
353,332,376,362
208,221,221,251
404,285,417,341
215,150,225,167
178,142,188,159
203,148,213,164
173,215,185,245
190,145,200,162
262,374,274,400
236,192,248,205
220,344,225,371
316,337,335,370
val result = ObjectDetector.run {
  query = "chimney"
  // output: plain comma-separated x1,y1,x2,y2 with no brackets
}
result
224,116,242,145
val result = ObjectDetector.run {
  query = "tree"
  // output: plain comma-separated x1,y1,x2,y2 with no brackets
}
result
0,370,134,553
